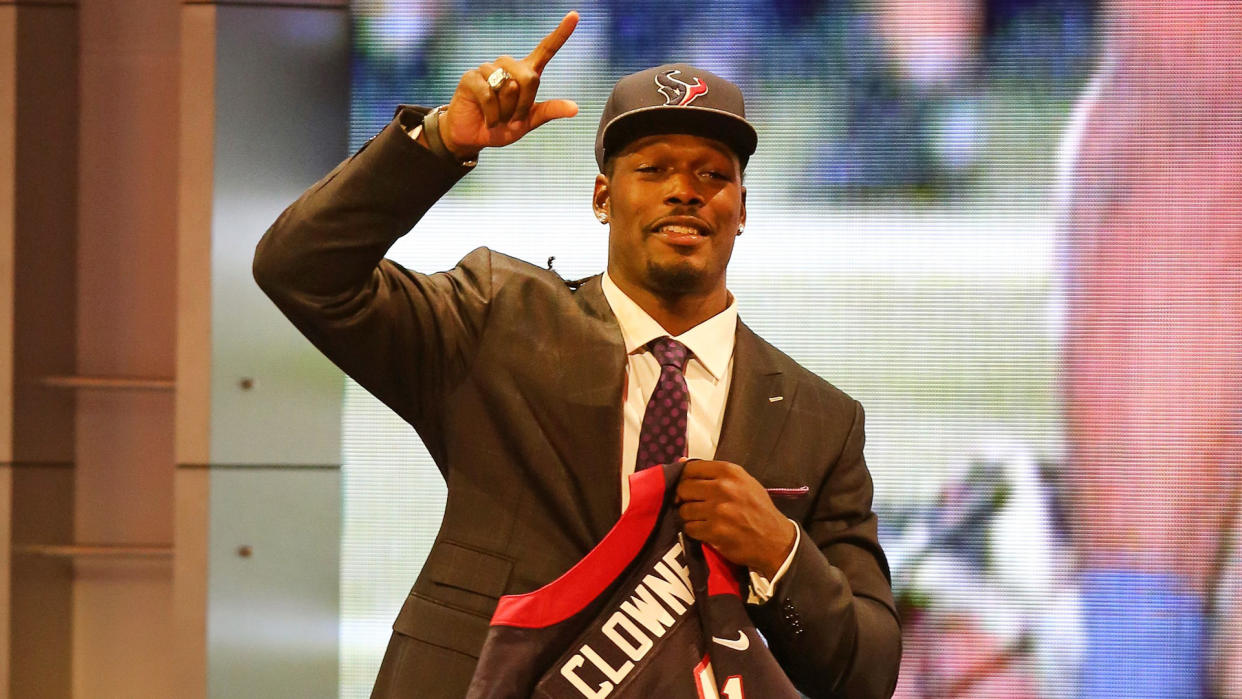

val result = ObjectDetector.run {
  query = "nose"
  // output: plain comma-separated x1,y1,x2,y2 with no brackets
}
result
663,170,704,207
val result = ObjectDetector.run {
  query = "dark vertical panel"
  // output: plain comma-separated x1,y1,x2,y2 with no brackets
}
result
10,4,78,698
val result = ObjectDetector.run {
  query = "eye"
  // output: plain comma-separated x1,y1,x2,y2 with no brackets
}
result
635,164,660,174
704,170,732,181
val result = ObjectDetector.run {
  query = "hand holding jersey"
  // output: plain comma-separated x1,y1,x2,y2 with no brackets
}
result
466,462,801,698
677,459,798,580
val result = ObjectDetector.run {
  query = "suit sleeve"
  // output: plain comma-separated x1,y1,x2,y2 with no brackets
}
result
252,106,490,464
750,400,902,698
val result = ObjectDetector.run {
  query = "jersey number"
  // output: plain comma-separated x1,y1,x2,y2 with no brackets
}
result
694,658,744,699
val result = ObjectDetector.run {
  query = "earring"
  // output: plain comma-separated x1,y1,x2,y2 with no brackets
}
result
596,211,609,224
737,224,745,235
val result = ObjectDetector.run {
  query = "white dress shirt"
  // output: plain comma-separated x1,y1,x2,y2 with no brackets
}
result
601,273,798,603
602,273,736,509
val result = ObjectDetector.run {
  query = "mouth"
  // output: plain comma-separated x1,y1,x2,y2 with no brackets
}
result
650,216,711,246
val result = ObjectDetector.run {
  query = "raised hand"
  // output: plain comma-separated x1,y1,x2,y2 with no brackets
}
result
439,11,580,160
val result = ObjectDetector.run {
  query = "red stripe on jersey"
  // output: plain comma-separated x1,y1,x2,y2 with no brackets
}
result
703,543,742,598
489,466,666,628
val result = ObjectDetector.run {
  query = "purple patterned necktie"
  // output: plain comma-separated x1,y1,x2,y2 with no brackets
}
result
636,337,691,471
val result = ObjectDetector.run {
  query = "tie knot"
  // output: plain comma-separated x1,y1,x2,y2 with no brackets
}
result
648,337,689,371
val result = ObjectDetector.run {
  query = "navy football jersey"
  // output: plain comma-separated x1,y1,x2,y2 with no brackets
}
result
466,461,801,698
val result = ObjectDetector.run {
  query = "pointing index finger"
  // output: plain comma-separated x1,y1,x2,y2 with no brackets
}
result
526,10,578,73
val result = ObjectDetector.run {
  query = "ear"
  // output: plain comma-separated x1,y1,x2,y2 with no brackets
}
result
592,173,610,220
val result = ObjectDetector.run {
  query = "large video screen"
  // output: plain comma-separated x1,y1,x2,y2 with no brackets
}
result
340,2,1241,697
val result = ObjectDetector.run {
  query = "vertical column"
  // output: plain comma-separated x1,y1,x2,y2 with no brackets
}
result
175,2,349,697
173,8,214,697
71,1,180,697
175,0,214,473
0,4,14,691
5,2,79,698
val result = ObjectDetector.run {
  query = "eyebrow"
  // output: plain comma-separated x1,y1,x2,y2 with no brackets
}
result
632,149,734,167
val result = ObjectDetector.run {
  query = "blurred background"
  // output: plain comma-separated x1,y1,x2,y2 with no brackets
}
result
2,0,1237,697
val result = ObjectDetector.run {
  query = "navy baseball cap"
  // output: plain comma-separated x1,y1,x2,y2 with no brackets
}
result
595,63,758,171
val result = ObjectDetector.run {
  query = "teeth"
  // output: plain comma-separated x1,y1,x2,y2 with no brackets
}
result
660,225,700,235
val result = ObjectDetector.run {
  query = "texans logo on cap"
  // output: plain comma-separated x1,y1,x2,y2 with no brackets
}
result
654,69,708,107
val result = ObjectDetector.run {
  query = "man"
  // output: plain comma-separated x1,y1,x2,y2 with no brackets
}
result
254,12,899,698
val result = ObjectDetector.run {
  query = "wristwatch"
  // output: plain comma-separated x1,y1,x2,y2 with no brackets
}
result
404,105,477,168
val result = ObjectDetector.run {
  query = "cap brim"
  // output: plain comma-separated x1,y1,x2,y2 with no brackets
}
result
598,106,757,170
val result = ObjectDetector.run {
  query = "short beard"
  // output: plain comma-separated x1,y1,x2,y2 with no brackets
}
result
646,259,704,297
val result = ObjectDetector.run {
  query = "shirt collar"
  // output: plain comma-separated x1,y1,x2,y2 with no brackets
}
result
601,272,737,382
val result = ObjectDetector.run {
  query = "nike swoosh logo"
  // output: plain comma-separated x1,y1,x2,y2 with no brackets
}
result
711,631,750,651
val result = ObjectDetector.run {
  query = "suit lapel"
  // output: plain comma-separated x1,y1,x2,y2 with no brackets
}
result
714,322,796,484
559,276,626,532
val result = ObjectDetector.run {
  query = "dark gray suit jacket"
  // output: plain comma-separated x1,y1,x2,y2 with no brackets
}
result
253,107,900,698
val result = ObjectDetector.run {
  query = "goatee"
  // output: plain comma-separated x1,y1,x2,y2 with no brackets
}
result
646,260,703,296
